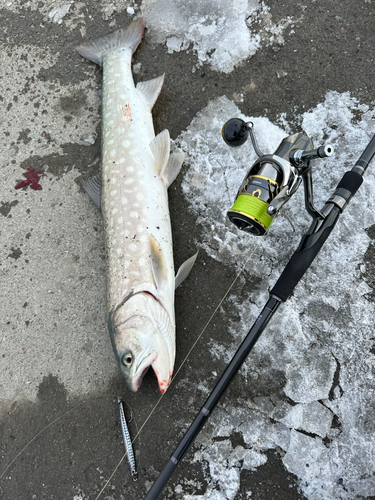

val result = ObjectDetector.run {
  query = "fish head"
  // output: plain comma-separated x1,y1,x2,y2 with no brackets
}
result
109,303,174,393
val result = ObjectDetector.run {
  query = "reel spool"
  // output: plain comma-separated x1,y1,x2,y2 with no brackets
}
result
222,118,334,236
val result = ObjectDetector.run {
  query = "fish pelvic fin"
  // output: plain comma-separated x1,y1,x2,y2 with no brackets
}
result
150,131,184,186
150,130,170,177
175,252,198,289
136,75,164,109
164,152,184,187
76,17,144,66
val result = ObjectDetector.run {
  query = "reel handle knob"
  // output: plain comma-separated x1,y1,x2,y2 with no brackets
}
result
222,118,249,147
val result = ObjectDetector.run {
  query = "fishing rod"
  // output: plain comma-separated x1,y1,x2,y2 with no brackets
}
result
143,120,375,500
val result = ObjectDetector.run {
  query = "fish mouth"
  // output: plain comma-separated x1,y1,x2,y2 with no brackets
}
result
131,351,158,391
131,353,172,394
151,362,173,394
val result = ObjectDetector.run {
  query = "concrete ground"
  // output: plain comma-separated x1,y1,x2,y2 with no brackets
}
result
1,1,375,499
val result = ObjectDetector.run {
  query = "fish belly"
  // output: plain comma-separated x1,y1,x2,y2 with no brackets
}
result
100,50,175,313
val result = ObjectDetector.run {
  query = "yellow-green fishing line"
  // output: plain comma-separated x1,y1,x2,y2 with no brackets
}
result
230,194,274,230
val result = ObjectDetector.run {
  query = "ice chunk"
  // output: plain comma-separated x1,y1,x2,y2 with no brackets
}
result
283,430,328,482
48,2,73,24
280,401,333,438
141,0,295,73
284,348,336,403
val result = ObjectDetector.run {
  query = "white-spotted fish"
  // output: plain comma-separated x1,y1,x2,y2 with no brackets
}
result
76,18,197,393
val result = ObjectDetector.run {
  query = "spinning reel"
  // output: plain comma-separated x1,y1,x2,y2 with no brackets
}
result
222,118,334,236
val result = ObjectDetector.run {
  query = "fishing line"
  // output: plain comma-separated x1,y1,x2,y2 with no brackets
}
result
0,394,138,481
2,235,265,497
95,232,267,499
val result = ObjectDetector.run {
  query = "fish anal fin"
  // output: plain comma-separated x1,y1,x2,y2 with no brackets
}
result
163,152,184,188
136,75,164,109
149,235,168,290
150,130,170,177
175,252,198,289
81,174,101,210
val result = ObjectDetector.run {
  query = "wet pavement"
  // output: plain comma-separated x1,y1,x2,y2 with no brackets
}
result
1,1,375,499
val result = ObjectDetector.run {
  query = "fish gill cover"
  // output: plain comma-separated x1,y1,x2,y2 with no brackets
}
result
174,91,375,499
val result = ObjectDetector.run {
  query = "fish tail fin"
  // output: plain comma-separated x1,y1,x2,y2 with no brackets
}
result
76,17,144,66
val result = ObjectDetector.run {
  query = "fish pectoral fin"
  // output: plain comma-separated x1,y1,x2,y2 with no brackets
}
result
175,252,198,289
150,130,170,177
163,152,185,188
136,75,164,109
149,235,168,290
81,174,101,210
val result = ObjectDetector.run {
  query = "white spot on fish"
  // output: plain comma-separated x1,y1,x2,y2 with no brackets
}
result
118,217,123,224
121,197,128,204
110,150,116,157
107,139,114,145
116,248,122,254
123,140,131,148
110,190,117,196
107,120,115,126
129,243,137,252
111,178,116,184
118,158,126,164
125,178,134,185
137,226,144,233
126,166,134,173
111,208,118,214
130,211,139,218
138,258,146,266
136,192,144,201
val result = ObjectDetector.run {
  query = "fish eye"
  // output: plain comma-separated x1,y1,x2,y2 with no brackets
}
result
122,352,133,366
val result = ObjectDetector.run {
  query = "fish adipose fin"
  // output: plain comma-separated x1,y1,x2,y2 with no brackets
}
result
175,252,198,289
149,234,168,290
136,75,164,109
150,131,184,186
81,174,101,209
75,17,144,66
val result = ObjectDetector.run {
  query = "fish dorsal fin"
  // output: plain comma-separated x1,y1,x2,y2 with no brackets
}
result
136,75,164,109
81,174,101,209
149,234,168,290
150,130,170,177
163,152,184,188
175,252,198,289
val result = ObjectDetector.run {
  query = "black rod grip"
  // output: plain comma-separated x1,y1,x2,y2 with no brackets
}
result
271,206,341,302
